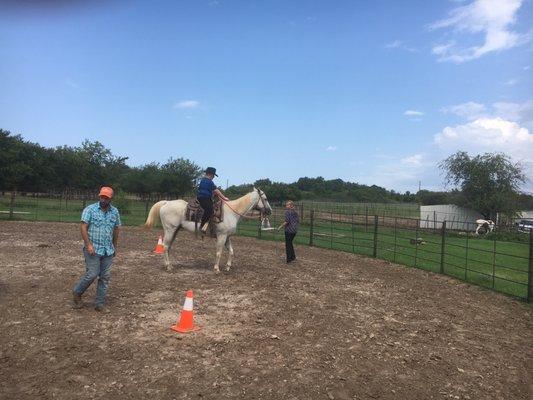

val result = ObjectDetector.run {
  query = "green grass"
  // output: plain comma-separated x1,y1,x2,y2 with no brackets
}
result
2,195,530,300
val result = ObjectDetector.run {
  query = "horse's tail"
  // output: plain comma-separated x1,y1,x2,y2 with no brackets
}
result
144,201,167,229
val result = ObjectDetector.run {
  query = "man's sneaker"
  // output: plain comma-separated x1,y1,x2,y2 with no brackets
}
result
94,304,104,312
72,292,82,309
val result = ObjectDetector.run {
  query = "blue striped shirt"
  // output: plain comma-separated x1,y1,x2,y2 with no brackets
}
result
81,203,121,256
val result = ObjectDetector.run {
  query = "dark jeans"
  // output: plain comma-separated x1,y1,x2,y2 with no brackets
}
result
197,197,213,226
285,232,297,262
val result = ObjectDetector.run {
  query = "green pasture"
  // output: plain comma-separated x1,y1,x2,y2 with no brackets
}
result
2,195,530,301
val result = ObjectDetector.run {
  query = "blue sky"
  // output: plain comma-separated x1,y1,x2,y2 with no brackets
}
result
1,0,532,192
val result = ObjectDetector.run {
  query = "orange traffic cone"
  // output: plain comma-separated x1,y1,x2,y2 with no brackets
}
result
171,290,200,333
153,235,164,254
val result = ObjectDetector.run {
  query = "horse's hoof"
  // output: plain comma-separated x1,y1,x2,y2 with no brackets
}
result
225,265,231,272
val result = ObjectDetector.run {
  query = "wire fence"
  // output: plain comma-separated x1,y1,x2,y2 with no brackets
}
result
236,208,532,302
1,193,531,302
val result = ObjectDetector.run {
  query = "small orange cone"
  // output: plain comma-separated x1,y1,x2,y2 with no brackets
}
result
153,235,164,254
171,290,200,333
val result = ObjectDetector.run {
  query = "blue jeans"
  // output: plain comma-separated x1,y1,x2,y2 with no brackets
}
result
73,248,114,306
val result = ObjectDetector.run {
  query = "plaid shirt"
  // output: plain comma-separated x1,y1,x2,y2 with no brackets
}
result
81,203,121,256
284,209,299,234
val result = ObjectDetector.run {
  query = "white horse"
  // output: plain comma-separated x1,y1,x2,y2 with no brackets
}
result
144,188,272,272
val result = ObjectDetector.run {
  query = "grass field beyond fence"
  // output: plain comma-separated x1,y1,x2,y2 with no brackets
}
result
1,194,531,302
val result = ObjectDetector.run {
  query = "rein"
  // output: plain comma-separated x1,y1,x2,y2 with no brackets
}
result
222,189,268,219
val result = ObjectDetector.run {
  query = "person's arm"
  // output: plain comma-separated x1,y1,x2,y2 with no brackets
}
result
278,211,290,230
80,223,95,255
214,188,229,201
113,211,121,256
112,227,119,256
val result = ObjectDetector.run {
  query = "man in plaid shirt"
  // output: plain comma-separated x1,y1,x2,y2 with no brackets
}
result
73,186,121,311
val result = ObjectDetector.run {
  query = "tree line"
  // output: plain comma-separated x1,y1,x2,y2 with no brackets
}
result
0,129,202,198
1,129,531,218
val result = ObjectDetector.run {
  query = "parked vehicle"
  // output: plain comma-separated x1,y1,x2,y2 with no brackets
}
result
516,219,533,233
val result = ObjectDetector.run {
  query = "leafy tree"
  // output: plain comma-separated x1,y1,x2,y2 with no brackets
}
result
440,151,527,220
159,158,202,197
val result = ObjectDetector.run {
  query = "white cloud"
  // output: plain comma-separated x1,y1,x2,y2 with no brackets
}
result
442,100,533,129
385,40,417,53
404,110,424,116
441,101,486,120
429,0,528,63
326,146,338,152
401,154,424,166
493,101,533,129
174,100,200,109
434,117,533,161
505,78,518,85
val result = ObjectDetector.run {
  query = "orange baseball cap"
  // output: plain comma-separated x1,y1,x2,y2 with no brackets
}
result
99,186,114,198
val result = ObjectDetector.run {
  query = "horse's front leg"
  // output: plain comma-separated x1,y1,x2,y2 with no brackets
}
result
225,237,234,271
214,234,226,273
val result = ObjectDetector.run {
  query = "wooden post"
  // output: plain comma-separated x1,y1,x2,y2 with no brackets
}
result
527,229,533,303
373,215,378,258
351,212,355,253
309,210,314,246
9,190,16,220
392,217,398,262
492,239,496,289
464,233,469,280
440,220,446,274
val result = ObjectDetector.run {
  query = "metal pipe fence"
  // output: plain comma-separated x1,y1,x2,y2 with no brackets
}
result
2,194,531,302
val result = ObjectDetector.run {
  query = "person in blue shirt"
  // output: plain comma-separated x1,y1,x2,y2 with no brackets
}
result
197,167,229,233
72,186,121,311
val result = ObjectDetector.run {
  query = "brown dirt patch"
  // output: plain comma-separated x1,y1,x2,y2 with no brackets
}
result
0,221,531,399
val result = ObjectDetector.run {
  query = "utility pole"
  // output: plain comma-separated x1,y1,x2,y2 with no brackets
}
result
418,180,421,192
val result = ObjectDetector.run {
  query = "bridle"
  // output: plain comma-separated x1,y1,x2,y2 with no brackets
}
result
222,188,271,219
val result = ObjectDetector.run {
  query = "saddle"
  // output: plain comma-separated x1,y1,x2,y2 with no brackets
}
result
185,197,224,237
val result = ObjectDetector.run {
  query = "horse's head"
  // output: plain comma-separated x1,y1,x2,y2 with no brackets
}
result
253,187,272,216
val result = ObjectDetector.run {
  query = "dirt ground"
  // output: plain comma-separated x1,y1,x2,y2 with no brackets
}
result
0,221,531,400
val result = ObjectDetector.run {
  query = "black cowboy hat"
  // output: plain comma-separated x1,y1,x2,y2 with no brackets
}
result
205,167,218,177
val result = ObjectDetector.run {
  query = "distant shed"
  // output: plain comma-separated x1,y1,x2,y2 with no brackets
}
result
420,204,484,231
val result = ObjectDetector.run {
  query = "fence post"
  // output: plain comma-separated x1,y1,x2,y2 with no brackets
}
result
9,190,16,220
527,229,533,303
330,211,333,249
492,239,496,289
373,215,378,258
309,210,314,246
351,212,355,253
440,220,446,274
464,233,469,280
392,217,398,262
